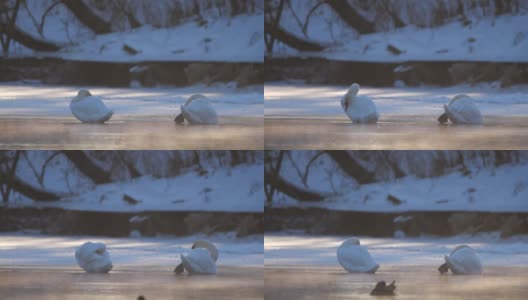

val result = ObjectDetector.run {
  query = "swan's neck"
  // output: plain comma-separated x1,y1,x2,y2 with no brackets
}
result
72,95,85,103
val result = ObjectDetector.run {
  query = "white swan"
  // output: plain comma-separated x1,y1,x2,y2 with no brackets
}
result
174,240,218,275
337,237,379,273
438,94,482,125
174,94,218,125
341,83,379,123
438,245,482,275
70,89,113,123
75,242,113,273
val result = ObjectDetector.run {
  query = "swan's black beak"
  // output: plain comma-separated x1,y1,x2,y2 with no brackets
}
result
438,113,448,124
174,263,184,274
174,113,185,124
438,263,449,274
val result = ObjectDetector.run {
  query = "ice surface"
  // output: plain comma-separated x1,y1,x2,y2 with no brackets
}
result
265,83,528,117
0,83,263,117
265,233,528,267
0,232,263,268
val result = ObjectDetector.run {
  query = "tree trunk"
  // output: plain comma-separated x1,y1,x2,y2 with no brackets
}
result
61,0,112,34
0,173,60,201
325,151,376,184
0,22,61,51
326,0,376,34
62,151,112,184
265,171,325,202
230,0,241,16
265,21,326,51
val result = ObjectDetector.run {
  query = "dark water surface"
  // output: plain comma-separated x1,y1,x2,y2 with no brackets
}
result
265,265,528,299
1,266,263,300
0,116,263,150
265,115,528,150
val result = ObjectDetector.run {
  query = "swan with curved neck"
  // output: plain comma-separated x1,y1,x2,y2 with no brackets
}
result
337,237,379,273
174,240,218,275
174,94,218,125
341,83,379,123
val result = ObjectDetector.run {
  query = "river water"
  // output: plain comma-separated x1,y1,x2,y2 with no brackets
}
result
265,265,528,299
265,115,528,149
1,266,263,300
0,116,263,150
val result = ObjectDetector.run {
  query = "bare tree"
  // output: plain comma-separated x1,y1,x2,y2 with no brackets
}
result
61,151,113,184
0,150,21,203
0,0,22,56
61,0,112,34
0,150,61,202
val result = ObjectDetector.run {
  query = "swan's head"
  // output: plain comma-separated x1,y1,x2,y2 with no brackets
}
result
342,83,360,111
348,83,360,96
72,89,92,103
192,240,218,262
342,237,361,246
77,89,92,98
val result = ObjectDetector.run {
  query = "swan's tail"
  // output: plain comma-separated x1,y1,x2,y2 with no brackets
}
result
368,264,379,274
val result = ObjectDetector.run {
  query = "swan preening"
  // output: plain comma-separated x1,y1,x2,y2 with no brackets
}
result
75,242,113,273
438,94,482,125
174,240,218,275
174,94,218,125
70,89,113,123
438,245,483,275
337,237,379,273
341,83,379,124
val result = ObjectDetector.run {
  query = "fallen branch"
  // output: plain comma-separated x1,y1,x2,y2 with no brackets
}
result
265,171,325,202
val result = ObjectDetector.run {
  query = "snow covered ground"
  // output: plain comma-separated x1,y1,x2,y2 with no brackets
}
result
0,232,263,268
265,82,528,117
10,159,263,212
12,0,263,63
274,161,528,212
0,82,263,118
265,233,528,267
275,10,528,62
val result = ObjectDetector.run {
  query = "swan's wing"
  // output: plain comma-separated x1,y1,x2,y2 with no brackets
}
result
184,98,218,124
75,242,112,273
181,249,216,274
337,245,378,273
71,96,112,122
447,98,482,124
446,248,482,275
347,96,378,123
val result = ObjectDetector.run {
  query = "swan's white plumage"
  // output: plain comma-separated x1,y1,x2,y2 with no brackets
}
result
181,248,217,275
341,83,379,123
444,245,482,275
75,242,113,273
337,238,379,273
444,94,482,124
180,240,218,275
70,89,113,123
180,94,218,125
